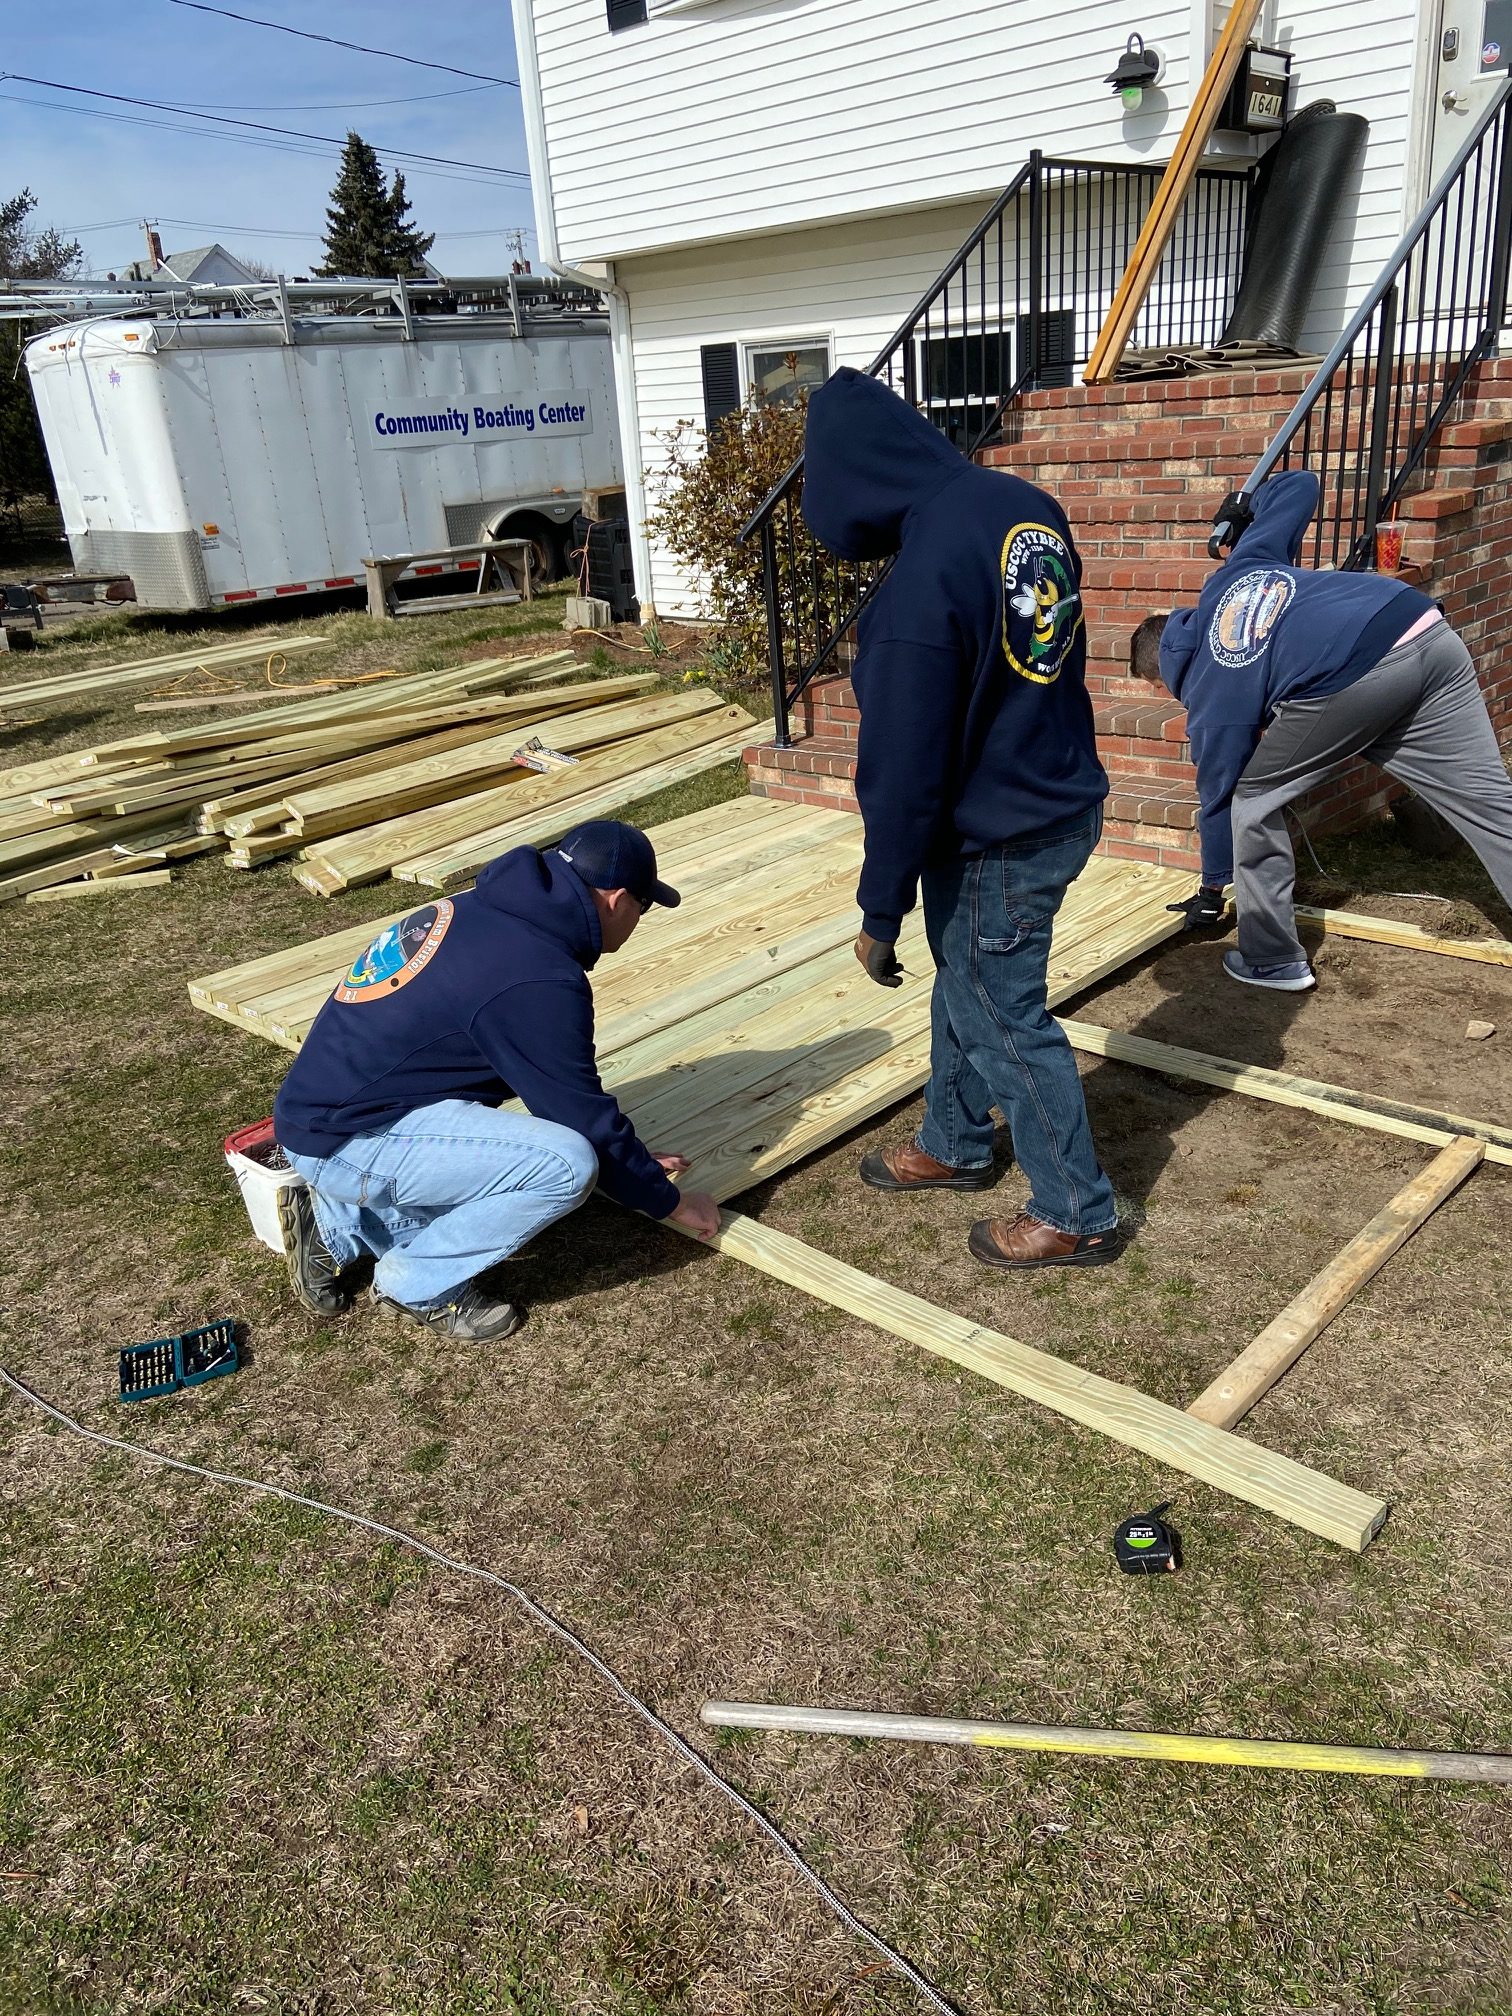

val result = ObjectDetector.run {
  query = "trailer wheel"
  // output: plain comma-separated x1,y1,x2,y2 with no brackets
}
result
495,515,569,587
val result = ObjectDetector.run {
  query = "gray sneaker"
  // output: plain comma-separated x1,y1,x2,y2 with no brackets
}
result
1222,950,1316,992
277,1183,361,1315
372,1278,524,1342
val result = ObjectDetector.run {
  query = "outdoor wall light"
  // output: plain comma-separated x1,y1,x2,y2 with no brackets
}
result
1107,33,1162,110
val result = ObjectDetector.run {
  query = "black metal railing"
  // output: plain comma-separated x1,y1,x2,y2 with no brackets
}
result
742,150,1254,744
1213,75,1512,568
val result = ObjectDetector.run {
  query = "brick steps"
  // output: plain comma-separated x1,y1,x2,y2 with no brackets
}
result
743,354,1512,871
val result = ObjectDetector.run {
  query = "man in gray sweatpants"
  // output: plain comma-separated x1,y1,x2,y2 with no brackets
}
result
1129,469,1512,990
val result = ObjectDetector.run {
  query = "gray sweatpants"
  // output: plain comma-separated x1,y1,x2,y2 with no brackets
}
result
1232,621,1512,966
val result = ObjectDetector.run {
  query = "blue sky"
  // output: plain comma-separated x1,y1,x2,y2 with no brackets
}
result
1,1,536,279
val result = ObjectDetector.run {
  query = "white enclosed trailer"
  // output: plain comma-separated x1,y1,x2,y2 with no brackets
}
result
19,276,622,612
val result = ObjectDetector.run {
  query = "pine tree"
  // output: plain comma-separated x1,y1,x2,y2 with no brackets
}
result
318,134,436,278
0,191,83,509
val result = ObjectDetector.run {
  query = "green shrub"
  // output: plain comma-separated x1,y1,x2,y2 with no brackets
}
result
645,397,809,687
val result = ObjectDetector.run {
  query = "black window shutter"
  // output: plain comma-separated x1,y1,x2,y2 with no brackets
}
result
700,343,742,433
1021,309,1077,390
607,0,647,30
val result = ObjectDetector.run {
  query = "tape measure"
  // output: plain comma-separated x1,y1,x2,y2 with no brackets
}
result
1114,1501,1180,1574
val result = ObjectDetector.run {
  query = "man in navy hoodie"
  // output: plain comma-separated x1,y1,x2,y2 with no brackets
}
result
801,368,1123,1270
1130,469,1512,989
272,821,721,1340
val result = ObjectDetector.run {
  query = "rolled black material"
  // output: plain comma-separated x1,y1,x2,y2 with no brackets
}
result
1221,101,1370,350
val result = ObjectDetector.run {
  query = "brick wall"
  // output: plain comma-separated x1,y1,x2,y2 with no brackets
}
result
744,358,1512,872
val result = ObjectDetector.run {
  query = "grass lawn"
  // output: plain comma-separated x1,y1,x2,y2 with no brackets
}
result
1,595,1510,2015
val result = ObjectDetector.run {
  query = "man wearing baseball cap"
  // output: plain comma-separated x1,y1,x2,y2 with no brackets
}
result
272,819,721,1341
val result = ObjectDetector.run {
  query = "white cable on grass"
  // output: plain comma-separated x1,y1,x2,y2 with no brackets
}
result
0,1364,959,2016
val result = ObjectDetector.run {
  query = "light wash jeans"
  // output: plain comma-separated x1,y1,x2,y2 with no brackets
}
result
915,808,1118,1236
284,1099,598,1309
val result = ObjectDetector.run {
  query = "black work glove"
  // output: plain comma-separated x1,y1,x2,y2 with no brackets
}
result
855,931,905,988
1167,886,1228,931
1207,490,1255,557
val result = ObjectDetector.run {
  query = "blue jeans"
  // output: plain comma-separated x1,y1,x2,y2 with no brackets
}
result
284,1099,598,1308
915,810,1117,1236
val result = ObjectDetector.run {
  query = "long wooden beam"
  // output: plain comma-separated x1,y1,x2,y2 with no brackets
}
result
1187,1138,1486,1429
699,1211,1389,1552
1060,1020,1512,1166
1296,905,1512,968
1083,0,1265,384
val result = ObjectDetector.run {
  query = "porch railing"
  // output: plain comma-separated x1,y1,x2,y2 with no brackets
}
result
1213,74,1512,568
741,150,1254,745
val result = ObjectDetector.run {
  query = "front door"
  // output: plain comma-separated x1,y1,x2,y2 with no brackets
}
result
1430,0,1509,183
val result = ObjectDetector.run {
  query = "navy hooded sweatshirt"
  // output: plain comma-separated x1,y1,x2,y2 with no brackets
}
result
802,368,1106,943
273,846,679,1219
1159,469,1433,886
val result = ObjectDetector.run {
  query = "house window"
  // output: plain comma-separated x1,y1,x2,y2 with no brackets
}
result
914,310,1076,446
744,340,831,408
607,0,647,30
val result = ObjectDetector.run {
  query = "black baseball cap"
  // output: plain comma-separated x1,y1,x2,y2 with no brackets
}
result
551,820,681,909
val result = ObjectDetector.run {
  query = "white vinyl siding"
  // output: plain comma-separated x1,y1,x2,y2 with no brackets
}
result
530,0,1197,262
629,203,988,613
527,0,1431,323
1207,0,1429,342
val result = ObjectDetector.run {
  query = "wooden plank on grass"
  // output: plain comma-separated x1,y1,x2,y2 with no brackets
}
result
25,870,172,901
1060,1020,1512,1167
701,1211,1389,1552
0,636,325,713
1296,906,1512,968
1187,1138,1486,1429
133,685,341,712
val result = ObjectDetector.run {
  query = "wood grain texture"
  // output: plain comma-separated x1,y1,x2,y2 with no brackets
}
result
1061,1021,1512,1166
701,1211,1389,1551
1296,905,1512,967
1187,1138,1486,1429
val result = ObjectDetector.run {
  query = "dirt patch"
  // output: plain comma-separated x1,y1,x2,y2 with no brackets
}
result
569,619,708,673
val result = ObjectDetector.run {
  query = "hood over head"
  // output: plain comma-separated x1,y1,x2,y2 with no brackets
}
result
473,844,602,968
801,366,969,559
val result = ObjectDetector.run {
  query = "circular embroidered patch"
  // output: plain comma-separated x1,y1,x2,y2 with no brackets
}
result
335,899,454,1004
1208,568,1297,669
1001,520,1084,685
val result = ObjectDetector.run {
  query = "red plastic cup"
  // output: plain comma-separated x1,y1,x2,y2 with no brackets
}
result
1374,522,1405,573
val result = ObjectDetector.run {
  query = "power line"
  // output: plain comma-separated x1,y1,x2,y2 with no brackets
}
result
0,93,512,191
166,1,519,87
66,217,533,242
162,83,502,112
1,73,529,179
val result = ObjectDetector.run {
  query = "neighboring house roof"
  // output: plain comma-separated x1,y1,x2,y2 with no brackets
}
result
119,243,261,285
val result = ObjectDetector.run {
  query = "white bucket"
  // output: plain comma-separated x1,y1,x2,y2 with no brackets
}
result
224,1119,305,1254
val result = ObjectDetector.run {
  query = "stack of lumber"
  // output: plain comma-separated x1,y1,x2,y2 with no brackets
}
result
0,634,327,717
3,643,756,904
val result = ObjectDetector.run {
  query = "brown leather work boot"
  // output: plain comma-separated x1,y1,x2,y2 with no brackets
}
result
968,1211,1126,1270
859,1138,996,1193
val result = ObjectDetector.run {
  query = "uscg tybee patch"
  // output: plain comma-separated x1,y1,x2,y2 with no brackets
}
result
1208,568,1297,669
1001,521,1083,685
335,900,454,1004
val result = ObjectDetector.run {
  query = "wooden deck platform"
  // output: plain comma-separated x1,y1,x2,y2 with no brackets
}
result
190,795,1193,1202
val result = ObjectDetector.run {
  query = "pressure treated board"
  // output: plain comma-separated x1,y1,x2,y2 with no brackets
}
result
1296,906,1512,968
1187,1138,1486,1429
1060,1022,1512,1167
703,1212,1389,1552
